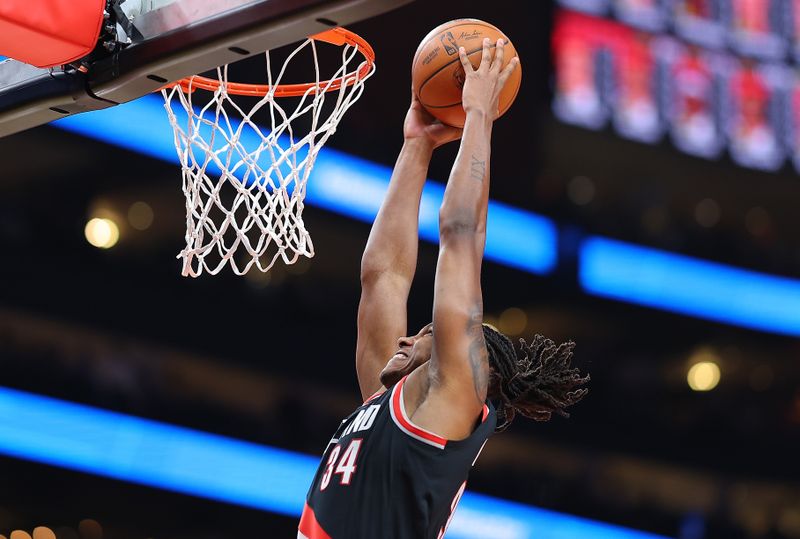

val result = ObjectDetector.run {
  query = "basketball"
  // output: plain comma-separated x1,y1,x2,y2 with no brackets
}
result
412,19,522,128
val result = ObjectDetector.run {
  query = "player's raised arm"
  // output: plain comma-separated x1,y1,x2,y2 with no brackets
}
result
428,39,519,431
356,93,461,401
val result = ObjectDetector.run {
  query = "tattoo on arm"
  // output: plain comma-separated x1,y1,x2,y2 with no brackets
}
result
470,154,486,182
467,303,489,402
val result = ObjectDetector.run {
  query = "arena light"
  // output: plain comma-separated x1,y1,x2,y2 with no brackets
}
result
579,237,800,337
687,361,721,392
0,385,670,539
52,95,558,275
84,217,119,249
127,201,154,231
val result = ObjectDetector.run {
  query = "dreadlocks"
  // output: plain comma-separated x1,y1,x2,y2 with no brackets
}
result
482,325,590,433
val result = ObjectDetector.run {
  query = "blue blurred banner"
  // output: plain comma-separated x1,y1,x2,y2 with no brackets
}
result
0,385,670,539
580,236,800,336
51,94,800,336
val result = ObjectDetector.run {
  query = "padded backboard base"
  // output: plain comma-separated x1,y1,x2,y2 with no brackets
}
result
0,0,413,138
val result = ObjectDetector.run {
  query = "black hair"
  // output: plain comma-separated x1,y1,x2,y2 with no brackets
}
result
482,325,590,433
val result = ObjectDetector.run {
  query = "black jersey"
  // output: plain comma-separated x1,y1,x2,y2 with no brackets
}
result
298,375,497,539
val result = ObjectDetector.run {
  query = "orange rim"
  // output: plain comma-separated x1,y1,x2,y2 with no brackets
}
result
166,27,375,97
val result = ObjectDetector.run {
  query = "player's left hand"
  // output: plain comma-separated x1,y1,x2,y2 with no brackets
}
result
459,37,519,120
404,90,463,149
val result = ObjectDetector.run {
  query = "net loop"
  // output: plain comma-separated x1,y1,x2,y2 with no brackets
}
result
161,28,375,277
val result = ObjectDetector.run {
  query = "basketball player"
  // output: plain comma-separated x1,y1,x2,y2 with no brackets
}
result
298,38,589,539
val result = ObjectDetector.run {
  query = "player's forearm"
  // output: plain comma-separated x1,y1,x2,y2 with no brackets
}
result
360,138,433,282
438,110,492,237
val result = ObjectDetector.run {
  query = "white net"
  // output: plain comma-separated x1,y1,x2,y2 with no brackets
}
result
161,32,374,277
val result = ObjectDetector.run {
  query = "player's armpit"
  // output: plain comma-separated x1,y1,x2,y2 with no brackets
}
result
430,297,490,408
404,299,488,440
463,300,490,403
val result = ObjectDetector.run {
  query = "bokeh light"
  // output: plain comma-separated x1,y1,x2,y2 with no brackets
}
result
31,527,55,539
77,519,102,539
498,307,528,335
84,218,120,249
127,201,154,231
567,176,596,206
694,198,721,228
687,361,721,392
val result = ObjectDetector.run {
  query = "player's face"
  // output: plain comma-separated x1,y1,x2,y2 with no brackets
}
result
379,323,434,388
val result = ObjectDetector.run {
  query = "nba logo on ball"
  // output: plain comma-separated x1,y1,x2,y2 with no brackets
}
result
441,31,458,55
413,19,522,127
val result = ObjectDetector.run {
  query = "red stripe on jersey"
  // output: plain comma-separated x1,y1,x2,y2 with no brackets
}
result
390,376,448,449
481,403,489,422
298,503,332,539
363,387,386,405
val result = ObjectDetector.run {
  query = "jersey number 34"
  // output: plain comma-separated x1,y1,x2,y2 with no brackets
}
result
320,439,363,490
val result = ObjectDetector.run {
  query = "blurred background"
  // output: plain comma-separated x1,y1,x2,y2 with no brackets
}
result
1,0,800,538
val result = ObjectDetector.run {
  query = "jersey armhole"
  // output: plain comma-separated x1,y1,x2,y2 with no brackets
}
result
389,377,448,449
389,376,492,450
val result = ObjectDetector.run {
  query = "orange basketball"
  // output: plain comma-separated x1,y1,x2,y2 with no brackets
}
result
412,19,522,128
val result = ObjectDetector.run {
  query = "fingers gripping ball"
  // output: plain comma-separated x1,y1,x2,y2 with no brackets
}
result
412,19,522,127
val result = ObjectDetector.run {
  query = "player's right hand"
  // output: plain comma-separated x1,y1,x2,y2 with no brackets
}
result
404,90,463,149
458,38,519,120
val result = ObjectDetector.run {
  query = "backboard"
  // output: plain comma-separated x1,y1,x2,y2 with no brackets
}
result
0,0,413,138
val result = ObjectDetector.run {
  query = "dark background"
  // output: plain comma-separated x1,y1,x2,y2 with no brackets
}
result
1,1,799,538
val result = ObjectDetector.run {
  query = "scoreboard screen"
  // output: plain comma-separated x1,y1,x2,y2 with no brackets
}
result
553,0,800,172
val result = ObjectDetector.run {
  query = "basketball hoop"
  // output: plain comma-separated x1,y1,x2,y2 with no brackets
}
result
161,27,375,277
